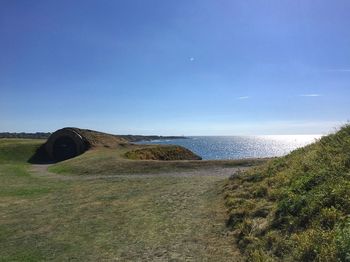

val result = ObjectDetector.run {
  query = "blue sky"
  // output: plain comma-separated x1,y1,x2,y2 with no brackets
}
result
1,0,349,135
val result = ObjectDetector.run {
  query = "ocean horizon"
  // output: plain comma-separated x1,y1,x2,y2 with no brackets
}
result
137,135,322,160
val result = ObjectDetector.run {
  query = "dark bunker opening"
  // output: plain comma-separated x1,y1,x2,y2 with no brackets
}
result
53,136,78,161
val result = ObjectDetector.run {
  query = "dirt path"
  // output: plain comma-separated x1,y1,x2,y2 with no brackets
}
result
30,164,247,180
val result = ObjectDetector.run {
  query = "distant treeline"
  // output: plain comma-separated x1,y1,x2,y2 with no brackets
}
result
118,135,186,142
0,132,185,142
0,132,51,139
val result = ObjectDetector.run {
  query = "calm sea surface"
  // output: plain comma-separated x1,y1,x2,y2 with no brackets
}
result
137,135,322,160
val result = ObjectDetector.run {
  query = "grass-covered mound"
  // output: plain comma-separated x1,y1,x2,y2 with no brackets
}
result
68,127,128,147
125,145,202,160
0,139,43,164
224,125,350,261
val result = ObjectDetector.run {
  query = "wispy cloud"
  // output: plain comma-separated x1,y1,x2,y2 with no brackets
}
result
299,94,322,97
237,96,249,100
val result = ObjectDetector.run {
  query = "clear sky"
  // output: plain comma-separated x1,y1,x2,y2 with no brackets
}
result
1,0,349,135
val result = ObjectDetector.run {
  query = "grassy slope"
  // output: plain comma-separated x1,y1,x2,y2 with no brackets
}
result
224,125,350,261
0,139,54,199
124,145,202,160
0,138,248,261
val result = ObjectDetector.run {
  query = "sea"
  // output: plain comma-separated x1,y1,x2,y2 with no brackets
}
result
136,135,322,160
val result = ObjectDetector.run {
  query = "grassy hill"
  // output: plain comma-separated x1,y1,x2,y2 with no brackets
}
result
224,125,350,261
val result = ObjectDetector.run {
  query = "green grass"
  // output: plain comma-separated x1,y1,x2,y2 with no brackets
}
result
224,125,350,261
1,138,255,261
0,139,69,261
0,140,59,200
0,139,43,163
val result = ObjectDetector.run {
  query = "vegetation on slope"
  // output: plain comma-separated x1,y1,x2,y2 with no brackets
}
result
124,145,202,160
224,125,350,261
67,128,128,148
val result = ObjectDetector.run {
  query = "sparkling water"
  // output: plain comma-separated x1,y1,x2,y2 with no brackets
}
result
137,135,322,160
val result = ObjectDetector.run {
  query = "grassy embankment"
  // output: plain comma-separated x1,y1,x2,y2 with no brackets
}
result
0,138,264,261
224,125,350,261
124,145,202,160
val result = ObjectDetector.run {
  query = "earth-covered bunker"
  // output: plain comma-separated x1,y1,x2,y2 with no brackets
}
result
45,128,87,161
44,127,201,162
45,127,127,161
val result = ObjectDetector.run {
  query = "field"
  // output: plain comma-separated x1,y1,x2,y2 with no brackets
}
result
0,139,263,261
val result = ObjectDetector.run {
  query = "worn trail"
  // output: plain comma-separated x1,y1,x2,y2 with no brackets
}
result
30,164,247,180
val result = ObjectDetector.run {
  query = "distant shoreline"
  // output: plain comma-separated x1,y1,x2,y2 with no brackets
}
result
0,132,187,142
